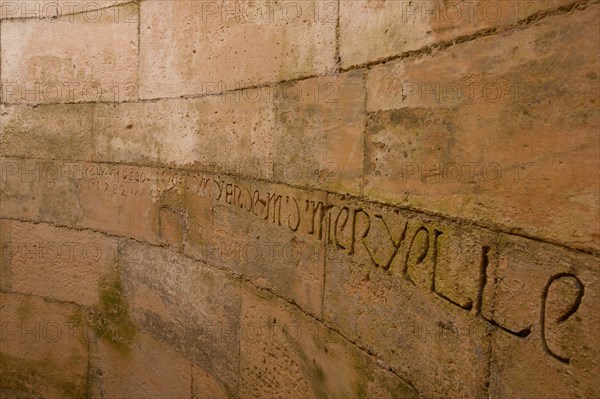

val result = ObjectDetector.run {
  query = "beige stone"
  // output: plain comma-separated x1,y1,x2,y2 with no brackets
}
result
272,71,365,195
0,220,118,307
70,163,184,243
340,0,575,68
185,174,326,316
90,332,192,399
0,2,138,104
0,293,88,399
92,100,201,167
0,0,133,20
240,285,417,399
118,241,241,396
0,103,94,159
0,0,598,396
192,364,230,399
0,157,43,221
93,91,275,179
139,0,337,99
322,194,491,398
365,5,600,251
489,236,599,398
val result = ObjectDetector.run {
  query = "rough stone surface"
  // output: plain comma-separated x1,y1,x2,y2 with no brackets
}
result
186,174,326,316
0,220,118,307
93,92,275,179
340,0,576,68
272,72,365,195
0,103,95,159
0,293,88,399
322,194,491,399
89,332,192,399
118,241,241,397
139,0,337,99
489,236,600,398
0,1,598,398
365,4,600,251
192,364,230,399
0,3,138,104
239,285,418,399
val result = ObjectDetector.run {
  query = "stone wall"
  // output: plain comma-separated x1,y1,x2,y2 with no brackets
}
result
0,1,598,398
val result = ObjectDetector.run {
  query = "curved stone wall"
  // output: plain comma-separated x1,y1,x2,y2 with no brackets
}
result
1,1,598,398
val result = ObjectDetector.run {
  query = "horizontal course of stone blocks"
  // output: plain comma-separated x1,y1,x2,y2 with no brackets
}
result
1,0,599,398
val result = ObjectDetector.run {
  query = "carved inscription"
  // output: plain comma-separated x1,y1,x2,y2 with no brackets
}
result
186,174,591,364
541,273,585,364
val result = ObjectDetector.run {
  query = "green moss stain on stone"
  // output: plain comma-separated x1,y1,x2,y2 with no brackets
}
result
352,352,418,399
15,298,33,323
0,352,87,399
282,325,327,398
90,274,136,351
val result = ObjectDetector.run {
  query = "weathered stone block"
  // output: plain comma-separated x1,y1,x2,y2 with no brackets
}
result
139,0,337,99
118,241,241,396
489,236,600,398
93,91,275,179
340,0,575,68
0,0,133,20
0,103,94,159
0,160,186,243
272,71,365,195
0,157,43,221
90,331,192,399
1,3,138,103
72,163,186,243
185,174,326,316
240,285,418,399
192,364,230,399
0,293,88,399
0,220,118,307
365,5,600,251
322,194,491,398
92,100,202,167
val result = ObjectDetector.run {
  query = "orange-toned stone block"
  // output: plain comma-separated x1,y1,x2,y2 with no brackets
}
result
185,174,326,316
118,241,241,396
240,285,417,399
322,194,491,399
0,293,88,399
192,364,230,399
0,103,94,159
92,92,275,180
272,71,365,195
139,0,337,99
0,157,43,221
488,236,599,398
0,2,138,103
0,220,118,307
89,332,192,399
340,0,575,68
365,5,600,251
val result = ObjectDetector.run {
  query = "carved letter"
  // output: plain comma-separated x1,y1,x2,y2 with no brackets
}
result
333,207,350,250
478,247,531,338
286,196,300,232
306,200,330,240
541,273,584,364
375,214,408,271
264,193,283,225
403,226,429,284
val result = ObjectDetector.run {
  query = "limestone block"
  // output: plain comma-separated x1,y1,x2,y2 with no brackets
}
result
1,2,138,103
340,0,576,68
365,5,600,251
139,0,337,99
